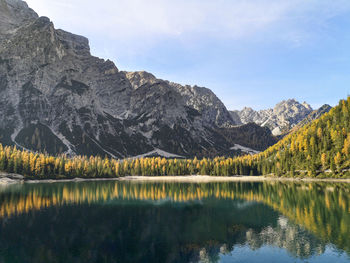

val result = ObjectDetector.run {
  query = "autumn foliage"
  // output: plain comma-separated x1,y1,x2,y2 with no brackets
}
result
0,97,349,179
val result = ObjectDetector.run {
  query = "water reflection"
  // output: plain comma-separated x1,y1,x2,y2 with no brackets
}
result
0,181,349,262
246,216,325,258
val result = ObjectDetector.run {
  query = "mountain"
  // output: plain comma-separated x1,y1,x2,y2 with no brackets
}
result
0,0,276,158
239,97,350,177
283,104,332,137
230,99,314,135
0,94,346,179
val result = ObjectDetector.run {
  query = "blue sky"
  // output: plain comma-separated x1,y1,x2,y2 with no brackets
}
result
25,0,350,110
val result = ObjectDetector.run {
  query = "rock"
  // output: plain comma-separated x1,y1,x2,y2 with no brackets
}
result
0,172,24,184
285,104,332,136
231,99,315,135
0,0,277,158
0,177,20,184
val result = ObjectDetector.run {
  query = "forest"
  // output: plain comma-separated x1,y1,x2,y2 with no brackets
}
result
0,97,349,179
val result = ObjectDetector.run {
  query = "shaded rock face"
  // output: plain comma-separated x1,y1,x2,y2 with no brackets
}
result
231,99,315,136
0,0,277,158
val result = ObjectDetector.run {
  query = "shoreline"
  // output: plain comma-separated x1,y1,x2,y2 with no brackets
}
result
1,174,350,184
121,175,350,183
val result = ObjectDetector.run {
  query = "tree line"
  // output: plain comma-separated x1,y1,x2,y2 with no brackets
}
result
0,97,349,179
246,96,350,178
0,145,254,178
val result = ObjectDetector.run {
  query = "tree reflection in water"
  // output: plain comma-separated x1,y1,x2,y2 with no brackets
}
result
0,181,348,262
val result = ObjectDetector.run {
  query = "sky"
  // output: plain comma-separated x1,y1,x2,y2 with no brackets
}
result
25,0,350,110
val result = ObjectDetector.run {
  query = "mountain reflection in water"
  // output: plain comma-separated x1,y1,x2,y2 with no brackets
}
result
0,181,349,263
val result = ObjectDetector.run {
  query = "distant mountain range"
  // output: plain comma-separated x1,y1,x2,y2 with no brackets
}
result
242,97,350,177
230,100,331,136
0,0,279,158
0,0,333,158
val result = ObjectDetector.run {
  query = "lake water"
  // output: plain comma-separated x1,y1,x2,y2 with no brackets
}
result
0,180,349,263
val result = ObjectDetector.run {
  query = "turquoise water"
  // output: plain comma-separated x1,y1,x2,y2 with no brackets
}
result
0,180,349,262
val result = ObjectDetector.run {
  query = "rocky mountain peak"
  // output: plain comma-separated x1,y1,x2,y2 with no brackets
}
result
241,107,257,115
235,107,261,125
230,99,314,135
125,71,158,90
0,0,276,158
273,99,312,115
286,104,332,135
0,0,37,36
302,101,312,110
172,83,236,127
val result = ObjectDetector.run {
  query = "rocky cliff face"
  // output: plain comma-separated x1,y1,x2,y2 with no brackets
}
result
0,0,37,37
230,99,315,136
284,104,332,136
0,0,276,158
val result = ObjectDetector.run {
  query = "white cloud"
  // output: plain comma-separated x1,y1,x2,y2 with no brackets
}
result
25,0,350,42
24,0,350,69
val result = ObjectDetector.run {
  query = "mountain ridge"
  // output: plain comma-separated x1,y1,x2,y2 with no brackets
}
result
240,97,350,177
0,0,277,158
230,99,330,136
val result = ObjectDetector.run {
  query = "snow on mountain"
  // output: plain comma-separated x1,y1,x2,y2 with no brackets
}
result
230,99,314,135
230,144,260,155
130,148,185,159
0,0,277,158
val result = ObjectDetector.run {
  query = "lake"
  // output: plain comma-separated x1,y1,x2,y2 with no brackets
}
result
0,180,349,263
